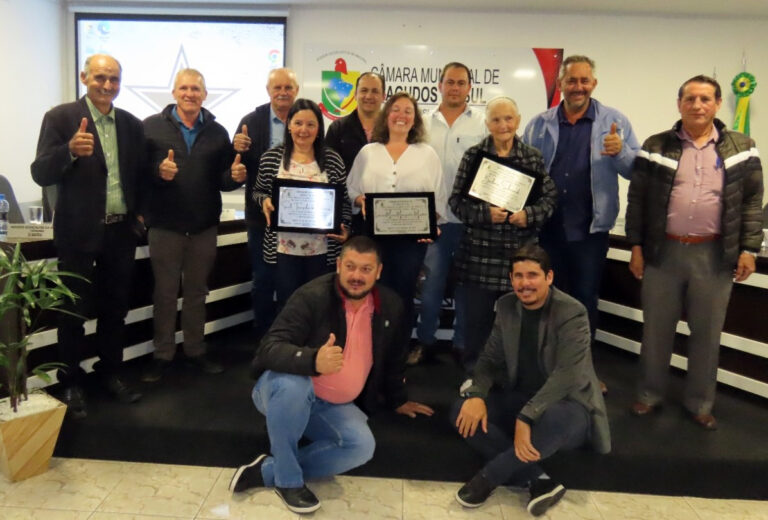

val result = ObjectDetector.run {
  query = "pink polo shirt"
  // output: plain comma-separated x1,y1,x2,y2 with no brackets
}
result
312,293,374,404
666,126,724,236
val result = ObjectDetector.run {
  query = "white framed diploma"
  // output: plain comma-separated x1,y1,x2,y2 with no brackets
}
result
468,157,536,213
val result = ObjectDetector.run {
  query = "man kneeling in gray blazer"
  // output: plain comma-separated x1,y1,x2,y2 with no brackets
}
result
451,244,610,517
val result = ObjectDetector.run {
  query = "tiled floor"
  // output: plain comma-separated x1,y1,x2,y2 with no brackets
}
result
2,458,768,519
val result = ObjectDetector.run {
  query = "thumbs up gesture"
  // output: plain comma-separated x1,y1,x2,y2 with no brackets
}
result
69,117,95,157
233,124,252,152
159,149,179,181
315,333,344,374
601,122,622,156
231,153,247,183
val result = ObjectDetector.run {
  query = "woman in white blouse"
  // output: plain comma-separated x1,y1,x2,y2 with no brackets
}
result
347,92,443,349
254,99,350,309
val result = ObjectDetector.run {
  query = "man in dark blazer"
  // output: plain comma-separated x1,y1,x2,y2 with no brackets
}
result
233,68,299,337
31,54,145,418
451,245,609,516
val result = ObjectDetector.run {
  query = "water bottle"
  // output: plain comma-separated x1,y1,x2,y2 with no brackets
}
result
0,194,9,241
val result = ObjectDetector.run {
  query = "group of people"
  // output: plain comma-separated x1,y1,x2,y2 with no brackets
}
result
31,51,763,516
32,55,245,417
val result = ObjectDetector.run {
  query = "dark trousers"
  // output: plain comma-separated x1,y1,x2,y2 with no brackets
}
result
377,239,427,348
540,231,609,340
457,285,508,370
450,389,589,487
248,224,276,335
56,221,137,386
275,253,330,311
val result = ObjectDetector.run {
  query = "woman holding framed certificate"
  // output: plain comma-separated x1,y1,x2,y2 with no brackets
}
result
347,92,444,352
448,96,557,370
253,99,351,309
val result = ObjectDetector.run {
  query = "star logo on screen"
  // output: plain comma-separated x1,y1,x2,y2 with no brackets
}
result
319,58,360,121
124,46,239,113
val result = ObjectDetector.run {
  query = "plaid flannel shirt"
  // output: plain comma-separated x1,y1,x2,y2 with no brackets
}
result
449,135,557,291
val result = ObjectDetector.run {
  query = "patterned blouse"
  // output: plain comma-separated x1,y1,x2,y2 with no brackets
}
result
253,145,351,266
276,159,328,256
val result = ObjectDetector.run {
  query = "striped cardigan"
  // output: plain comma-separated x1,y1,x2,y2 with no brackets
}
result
252,145,352,265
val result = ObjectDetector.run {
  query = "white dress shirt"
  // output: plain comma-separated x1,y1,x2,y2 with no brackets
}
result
347,142,445,216
425,106,487,223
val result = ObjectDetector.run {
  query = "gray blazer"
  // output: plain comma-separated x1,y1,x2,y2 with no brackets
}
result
466,286,611,454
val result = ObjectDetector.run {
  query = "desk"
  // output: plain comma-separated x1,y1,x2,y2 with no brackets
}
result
9,228,768,400
11,220,252,390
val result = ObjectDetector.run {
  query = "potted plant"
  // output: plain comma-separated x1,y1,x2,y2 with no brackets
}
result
0,242,82,481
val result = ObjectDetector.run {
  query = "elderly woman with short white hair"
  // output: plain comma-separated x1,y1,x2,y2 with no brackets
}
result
448,96,557,370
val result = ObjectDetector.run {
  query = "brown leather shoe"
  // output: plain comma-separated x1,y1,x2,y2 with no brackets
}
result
630,401,658,416
689,413,718,431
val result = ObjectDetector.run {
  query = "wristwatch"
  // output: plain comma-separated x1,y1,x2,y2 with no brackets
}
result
741,250,758,258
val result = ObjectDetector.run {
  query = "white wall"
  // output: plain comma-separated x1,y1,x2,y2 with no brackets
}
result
3,2,767,209
287,6,768,213
0,0,67,205
288,7,766,145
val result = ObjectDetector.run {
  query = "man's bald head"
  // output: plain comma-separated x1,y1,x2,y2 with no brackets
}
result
267,68,299,115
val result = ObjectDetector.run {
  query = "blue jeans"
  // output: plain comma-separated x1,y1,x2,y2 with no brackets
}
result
539,231,609,340
251,371,376,488
417,223,465,349
247,225,276,334
450,389,589,486
456,284,507,371
378,239,427,349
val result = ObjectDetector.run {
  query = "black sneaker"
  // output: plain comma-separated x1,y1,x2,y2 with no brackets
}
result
187,354,224,375
455,472,495,508
229,454,266,493
274,485,321,514
527,478,566,516
141,358,172,383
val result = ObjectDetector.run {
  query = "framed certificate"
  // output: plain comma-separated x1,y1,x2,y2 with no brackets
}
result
271,178,343,233
464,151,543,212
364,192,437,240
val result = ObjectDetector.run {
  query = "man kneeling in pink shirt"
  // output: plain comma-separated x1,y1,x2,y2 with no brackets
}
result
229,236,434,514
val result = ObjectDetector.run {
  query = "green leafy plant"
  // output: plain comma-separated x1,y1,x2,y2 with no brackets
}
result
0,243,85,413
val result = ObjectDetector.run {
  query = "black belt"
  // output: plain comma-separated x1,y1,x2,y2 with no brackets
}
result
105,214,127,225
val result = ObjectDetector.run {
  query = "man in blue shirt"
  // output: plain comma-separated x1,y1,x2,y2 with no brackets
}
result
142,69,246,382
523,56,639,386
233,69,300,338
